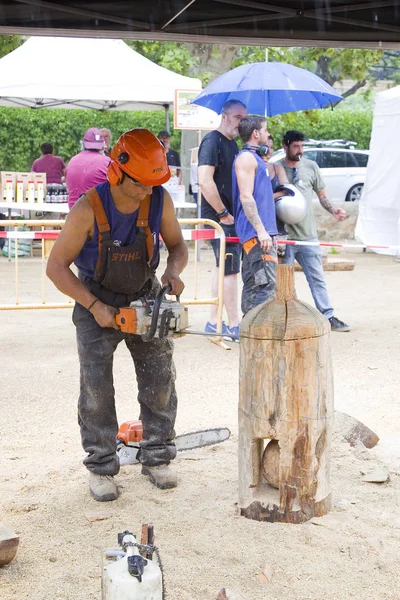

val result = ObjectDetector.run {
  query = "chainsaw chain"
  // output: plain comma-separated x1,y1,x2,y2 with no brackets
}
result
133,543,166,599
154,547,167,600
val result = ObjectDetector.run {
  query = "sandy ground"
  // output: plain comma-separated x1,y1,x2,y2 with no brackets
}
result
1,246,400,600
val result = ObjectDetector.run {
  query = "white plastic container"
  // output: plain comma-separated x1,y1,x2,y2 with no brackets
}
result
5,179,14,202
16,180,24,203
27,180,35,203
36,180,44,203
102,532,163,600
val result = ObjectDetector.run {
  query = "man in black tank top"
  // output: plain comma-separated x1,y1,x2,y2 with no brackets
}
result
198,99,247,341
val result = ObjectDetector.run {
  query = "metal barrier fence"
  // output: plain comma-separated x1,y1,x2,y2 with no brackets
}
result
0,218,230,349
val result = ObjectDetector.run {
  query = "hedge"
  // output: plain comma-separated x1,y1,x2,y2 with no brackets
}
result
0,106,372,172
268,109,373,150
0,107,179,172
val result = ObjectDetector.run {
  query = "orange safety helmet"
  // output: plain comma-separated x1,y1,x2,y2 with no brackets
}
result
107,128,171,187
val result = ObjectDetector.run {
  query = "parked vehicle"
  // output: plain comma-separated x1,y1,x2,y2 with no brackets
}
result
270,141,369,202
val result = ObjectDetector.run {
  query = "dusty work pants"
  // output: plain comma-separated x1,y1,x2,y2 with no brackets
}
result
73,301,177,476
241,239,277,315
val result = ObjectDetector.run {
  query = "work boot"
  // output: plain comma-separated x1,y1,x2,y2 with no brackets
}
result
329,316,350,332
89,473,119,502
141,464,177,489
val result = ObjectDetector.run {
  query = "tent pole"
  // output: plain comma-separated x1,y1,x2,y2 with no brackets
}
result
164,104,170,131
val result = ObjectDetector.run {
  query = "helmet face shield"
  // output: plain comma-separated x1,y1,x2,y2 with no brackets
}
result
109,128,171,187
275,184,308,225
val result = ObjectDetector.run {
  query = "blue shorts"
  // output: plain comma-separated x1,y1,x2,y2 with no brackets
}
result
206,222,241,276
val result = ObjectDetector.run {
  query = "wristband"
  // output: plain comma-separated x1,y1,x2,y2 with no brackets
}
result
217,208,229,219
87,298,99,313
220,213,230,221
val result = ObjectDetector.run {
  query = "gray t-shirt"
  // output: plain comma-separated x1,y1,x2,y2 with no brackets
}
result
278,157,325,240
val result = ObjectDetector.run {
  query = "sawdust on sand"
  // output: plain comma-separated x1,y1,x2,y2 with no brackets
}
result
1,249,400,600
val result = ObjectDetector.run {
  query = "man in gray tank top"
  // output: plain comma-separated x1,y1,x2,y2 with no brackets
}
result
278,130,350,332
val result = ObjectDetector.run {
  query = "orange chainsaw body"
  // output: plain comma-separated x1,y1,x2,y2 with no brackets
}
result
115,298,188,338
117,419,143,445
116,307,139,334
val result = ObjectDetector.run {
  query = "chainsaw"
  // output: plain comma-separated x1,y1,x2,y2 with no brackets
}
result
115,284,188,341
115,284,239,342
116,419,231,465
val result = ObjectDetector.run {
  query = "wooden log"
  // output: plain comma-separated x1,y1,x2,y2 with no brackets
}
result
294,258,355,271
334,411,379,448
239,265,334,523
261,440,280,489
0,523,19,566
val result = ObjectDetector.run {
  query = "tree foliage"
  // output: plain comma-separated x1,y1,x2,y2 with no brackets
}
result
0,34,24,58
130,40,387,99
0,107,177,172
268,109,372,150
125,40,195,76
0,105,372,172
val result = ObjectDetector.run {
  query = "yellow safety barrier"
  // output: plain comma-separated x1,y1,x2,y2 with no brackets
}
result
0,218,230,350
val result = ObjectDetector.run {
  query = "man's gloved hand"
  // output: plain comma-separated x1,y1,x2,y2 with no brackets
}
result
161,269,185,296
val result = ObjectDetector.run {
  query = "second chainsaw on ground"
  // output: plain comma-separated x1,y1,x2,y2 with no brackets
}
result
115,284,188,341
117,420,231,465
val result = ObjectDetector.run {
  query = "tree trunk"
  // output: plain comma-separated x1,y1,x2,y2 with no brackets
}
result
180,44,238,203
185,43,238,81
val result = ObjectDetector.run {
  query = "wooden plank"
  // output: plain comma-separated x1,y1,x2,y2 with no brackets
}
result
295,258,355,272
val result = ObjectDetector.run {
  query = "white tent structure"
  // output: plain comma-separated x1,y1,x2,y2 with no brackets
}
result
355,86,400,255
0,36,201,120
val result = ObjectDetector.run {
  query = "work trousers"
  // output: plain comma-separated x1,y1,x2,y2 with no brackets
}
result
282,238,334,319
241,239,277,315
73,301,177,476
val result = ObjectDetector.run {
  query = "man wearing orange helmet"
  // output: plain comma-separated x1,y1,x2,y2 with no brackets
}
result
47,129,188,501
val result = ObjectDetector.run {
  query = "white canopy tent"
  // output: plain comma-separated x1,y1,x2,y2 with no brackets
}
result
355,86,400,255
0,36,201,123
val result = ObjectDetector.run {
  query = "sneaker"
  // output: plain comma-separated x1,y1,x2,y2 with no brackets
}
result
204,321,228,335
224,325,240,342
329,316,350,332
141,464,177,489
89,473,119,502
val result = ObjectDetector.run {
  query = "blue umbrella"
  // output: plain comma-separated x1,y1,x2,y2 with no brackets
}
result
192,62,343,116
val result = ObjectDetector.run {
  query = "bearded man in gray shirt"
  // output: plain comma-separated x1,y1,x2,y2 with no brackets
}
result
277,130,350,332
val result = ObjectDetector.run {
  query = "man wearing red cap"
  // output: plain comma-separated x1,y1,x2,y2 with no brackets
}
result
65,127,111,209
47,129,188,501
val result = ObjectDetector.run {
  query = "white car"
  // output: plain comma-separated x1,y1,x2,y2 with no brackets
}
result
270,147,369,202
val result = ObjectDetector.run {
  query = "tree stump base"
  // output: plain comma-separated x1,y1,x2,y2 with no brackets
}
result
0,523,19,566
240,494,332,524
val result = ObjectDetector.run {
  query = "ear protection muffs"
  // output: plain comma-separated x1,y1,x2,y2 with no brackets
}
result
118,152,129,165
243,143,269,157
107,151,131,185
107,161,124,186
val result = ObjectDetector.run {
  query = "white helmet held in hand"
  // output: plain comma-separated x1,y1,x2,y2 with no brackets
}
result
275,184,307,225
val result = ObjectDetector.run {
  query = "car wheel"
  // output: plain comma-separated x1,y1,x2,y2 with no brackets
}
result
346,183,363,202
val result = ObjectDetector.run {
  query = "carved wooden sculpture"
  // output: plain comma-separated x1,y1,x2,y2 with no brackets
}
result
239,265,334,523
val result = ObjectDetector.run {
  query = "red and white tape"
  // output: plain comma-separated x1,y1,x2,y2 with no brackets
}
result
0,231,59,240
0,229,398,251
180,229,399,250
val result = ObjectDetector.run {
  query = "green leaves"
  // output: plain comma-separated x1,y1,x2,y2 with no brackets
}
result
0,104,372,173
268,109,372,150
0,35,24,59
0,107,177,172
126,40,194,75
